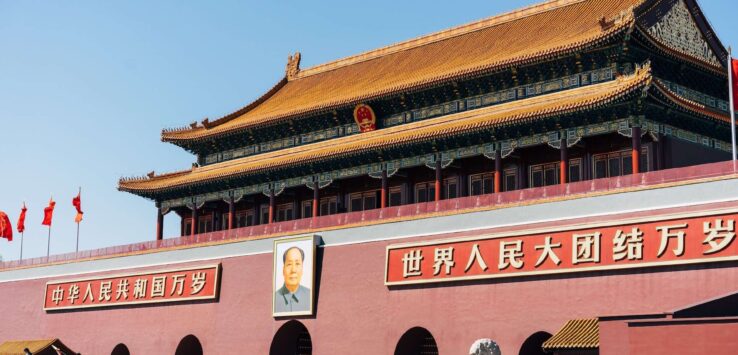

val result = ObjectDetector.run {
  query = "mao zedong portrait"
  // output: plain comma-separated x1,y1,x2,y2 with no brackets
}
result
274,246,311,313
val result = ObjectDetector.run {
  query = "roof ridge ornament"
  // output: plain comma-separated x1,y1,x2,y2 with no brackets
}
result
286,52,302,80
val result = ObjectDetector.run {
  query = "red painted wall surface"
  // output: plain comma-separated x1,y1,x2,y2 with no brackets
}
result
625,320,738,355
2,209,738,354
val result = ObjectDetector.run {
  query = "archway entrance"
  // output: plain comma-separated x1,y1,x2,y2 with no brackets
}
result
111,343,130,355
519,331,552,355
270,320,312,355
175,335,203,355
394,327,438,355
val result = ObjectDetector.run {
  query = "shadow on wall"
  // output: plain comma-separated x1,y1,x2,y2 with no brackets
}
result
175,335,203,355
270,320,312,355
394,327,438,355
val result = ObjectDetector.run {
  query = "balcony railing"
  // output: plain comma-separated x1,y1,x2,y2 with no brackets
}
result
3,160,738,270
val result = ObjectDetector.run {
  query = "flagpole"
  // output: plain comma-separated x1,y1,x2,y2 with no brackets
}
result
19,232,24,261
75,186,81,253
47,224,51,258
729,47,736,162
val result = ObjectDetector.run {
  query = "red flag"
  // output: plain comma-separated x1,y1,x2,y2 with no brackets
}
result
17,203,27,233
0,211,12,242
732,58,738,111
42,198,56,226
72,192,83,223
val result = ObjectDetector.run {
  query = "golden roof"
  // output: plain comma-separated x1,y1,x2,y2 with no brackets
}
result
161,0,644,142
542,318,600,350
0,339,74,355
120,66,653,194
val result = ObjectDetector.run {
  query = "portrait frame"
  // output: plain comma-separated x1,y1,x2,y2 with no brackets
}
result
272,234,318,317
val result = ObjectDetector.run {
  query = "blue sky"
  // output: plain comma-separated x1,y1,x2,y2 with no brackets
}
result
0,1,736,261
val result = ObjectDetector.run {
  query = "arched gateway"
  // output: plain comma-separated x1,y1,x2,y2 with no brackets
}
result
519,332,552,355
175,335,203,355
270,320,313,355
111,343,130,355
395,327,439,355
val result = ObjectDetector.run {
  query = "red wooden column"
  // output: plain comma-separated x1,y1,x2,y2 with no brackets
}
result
560,138,568,185
156,207,164,241
268,189,275,224
380,170,388,208
191,204,198,236
312,182,319,218
632,126,642,174
228,196,235,230
655,133,664,171
494,149,502,193
434,159,442,202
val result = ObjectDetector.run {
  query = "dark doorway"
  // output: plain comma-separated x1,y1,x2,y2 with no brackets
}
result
519,331,552,355
175,335,203,355
270,320,313,355
111,343,130,355
394,327,438,355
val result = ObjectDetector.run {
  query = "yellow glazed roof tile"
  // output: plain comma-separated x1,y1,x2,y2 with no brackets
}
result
120,66,653,193
161,0,644,142
0,339,74,355
542,318,600,350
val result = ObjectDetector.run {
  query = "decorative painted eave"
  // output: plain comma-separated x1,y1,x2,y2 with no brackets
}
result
651,78,732,124
159,0,644,145
120,65,653,196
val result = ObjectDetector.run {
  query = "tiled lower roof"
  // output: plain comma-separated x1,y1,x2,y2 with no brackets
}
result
652,79,732,124
119,67,653,194
0,339,73,355
542,318,600,350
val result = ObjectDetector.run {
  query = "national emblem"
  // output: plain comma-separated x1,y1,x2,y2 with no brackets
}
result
353,104,377,132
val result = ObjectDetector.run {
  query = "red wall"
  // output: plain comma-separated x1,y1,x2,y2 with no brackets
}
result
2,235,738,354
601,318,738,355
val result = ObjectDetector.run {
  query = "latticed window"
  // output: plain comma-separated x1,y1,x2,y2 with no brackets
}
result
469,173,494,196
414,182,436,203
529,159,582,187
235,211,253,227
302,200,313,218
503,168,518,192
320,196,338,215
349,191,378,212
276,203,294,222
593,147,648,179
183,218,192,236
389,186,404,206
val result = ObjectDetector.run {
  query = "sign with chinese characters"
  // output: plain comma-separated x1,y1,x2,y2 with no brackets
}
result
385,209,738,285
44,264,221,311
